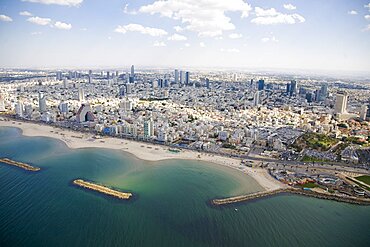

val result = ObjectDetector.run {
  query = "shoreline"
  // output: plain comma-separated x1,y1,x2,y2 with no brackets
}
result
0,118,285,192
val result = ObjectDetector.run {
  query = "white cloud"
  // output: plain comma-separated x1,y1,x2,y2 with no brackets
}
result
229,33,242,39
363,24,370,31
185,43,190,47
200,42,206,47
115,24,168,37
27,16,52,26
365,15,370,20
365,3,370,10
168,33,187,41
27,16,72,30
19,11,33,16
22,0,83,7
220,48,240,53
153,41,166,47
54,21,72,30
0,14,12,22
348,10,358,15
251,7,305,25
31,31,42,35
261,36,279,43
123,4,137,15
139,0,252,37
174,25,183,32
283,4,296,10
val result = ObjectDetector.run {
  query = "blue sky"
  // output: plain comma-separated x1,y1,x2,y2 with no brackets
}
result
0,0,369,72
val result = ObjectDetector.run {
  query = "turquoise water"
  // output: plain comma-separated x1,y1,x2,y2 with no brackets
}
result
0,127,369,247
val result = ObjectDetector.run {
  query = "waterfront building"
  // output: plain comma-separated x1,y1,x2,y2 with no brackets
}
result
76,104,95,123
144,118,154,138
0,95,5,112
15,101,24,117
38,92,47,113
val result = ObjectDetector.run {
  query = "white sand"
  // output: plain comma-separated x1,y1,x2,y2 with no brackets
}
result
0,118,285,191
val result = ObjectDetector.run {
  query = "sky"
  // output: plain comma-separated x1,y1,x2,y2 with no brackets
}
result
0,0,369,73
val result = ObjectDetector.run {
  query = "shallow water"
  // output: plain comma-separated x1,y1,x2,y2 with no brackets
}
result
0,127,369,247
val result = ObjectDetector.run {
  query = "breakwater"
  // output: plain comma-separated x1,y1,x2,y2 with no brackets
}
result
0,158,40,171
73,179,132,200
212,188,370,206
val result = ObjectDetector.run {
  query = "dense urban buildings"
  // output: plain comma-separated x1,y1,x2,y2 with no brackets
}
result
1,67,369,166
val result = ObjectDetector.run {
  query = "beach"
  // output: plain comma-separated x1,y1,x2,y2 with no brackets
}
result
0,118,285,191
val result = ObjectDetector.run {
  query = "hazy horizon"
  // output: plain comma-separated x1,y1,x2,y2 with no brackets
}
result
0,0,369,72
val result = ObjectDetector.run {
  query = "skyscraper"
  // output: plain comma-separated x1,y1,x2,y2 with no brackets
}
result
290,80,297,96
319,84,328,101
257,79,265,91
185,72,190,85
56,71,63,81
0,95,5,112
131,65,135,78
78,88,85,102
174,69,179,84
88,70,92,83
107,71,110,80
38,92,47,112
253,91,260,106
180,71,185,84
360,105,368,121
63,78,68,89
144,118,154,138
15,101,24,117
205,78,210,89
335,92,348,114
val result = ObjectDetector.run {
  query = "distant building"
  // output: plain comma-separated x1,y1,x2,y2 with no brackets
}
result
180,70,185,84
253,91,260,106
290,80,297,96
76,104,95,123
63,78,68,89
185,72,190,85
78,88,85,102
59,102,69,113
56,71,63,80
257,79,264,91
360,105,368,121
205,78,210,89
335,92,348,114
319,84,328,101
131,65,135,78
174,69,179,84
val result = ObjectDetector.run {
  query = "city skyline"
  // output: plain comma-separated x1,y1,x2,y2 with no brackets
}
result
0,0,369,73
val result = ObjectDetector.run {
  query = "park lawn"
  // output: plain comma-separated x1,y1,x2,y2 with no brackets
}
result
356,175,370,186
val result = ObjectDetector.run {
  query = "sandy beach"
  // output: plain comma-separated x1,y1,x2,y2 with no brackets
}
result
0,118,285,191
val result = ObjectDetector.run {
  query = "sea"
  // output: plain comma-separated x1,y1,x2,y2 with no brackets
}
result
0,126,369,247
